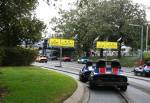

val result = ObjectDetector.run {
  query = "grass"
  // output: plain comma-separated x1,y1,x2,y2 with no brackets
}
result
0,66,77,103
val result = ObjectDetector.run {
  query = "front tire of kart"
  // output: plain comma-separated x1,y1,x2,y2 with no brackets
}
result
120,85,127,91
79,76,87,83
89,80,95,89
134,72,137,76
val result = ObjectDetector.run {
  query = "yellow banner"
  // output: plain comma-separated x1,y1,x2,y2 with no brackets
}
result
48,38,61,47
61,39,74,47
96,41,118,49
48,38,74,47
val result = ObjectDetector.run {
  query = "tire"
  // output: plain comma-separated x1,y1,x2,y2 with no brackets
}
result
134,72,137,76
142,72,146,77
79,75,87,83
89,80,95,89
120,85,127,91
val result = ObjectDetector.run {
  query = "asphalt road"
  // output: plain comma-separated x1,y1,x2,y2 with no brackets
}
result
33,61,150,103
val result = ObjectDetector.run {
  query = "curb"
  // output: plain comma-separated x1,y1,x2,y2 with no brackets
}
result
64,81,89,103
125,74,150,82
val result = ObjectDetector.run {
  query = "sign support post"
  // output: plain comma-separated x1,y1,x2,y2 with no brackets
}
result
48,38,74,67
59,39,62,67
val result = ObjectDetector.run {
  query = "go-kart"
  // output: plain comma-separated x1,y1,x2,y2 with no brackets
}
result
134,61,150,76
79,61,94,82
79,59,128,91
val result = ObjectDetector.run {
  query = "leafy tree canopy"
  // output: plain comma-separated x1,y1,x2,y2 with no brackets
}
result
0,0,47,47
51,0,147,52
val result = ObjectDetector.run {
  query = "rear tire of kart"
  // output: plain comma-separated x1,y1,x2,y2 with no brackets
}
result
120,86,127,91
89,81,95,89
142,72,146,77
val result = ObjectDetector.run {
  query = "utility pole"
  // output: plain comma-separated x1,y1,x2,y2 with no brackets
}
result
146,24,149,51
141,26,144,63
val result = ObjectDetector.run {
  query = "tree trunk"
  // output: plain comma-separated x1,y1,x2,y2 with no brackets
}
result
100,49,103,58
118,42,121,58
25,41,28,48
86,50,90,57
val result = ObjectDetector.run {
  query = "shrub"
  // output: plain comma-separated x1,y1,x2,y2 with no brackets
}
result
0,48,5,65
2,47,37,66
144,51,150,61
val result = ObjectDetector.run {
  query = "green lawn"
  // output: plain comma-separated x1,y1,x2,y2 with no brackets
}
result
0,66,77,103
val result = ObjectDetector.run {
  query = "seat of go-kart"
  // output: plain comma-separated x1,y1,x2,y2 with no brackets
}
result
96,60,106,74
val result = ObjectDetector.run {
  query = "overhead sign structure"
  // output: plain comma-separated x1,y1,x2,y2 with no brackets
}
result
48,38,74,48
96,41,118,49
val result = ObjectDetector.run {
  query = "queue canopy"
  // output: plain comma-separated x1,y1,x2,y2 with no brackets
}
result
48,38,74,48
96,41,117,49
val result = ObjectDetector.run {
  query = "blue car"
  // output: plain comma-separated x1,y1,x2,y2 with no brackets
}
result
77,56,89,64
79,59,128,91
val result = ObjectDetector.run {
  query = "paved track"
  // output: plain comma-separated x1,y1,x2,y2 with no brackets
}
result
33,61,150,103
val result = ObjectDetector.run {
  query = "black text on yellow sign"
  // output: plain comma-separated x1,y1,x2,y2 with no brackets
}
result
48,38,74,47
96,41,118,49
48,38,61,46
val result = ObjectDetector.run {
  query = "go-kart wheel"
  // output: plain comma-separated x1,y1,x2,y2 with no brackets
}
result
79,75,87,83
120,85,127,91
142,72,146,77
89,80,95,89
134,72,137,76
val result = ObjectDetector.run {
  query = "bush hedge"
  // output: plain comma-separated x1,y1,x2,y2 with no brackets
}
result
143,51,150,61
1,47,37,66
0,48,5,65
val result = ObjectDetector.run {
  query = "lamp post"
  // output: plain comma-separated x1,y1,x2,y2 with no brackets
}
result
129,24,143,63
146,24,149,51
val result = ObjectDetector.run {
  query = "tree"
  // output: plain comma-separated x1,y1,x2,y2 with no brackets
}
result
51,0,146,57
0,0,46,47
78,0,146,57
20,17,46,47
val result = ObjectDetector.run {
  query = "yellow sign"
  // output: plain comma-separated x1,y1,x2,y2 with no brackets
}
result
61,39,74,47
96,41,117,49
48,38,74,47
48,38,61,47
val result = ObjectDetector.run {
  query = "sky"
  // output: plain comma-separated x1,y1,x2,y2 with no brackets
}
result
35,0,150,35
35,0,75,36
